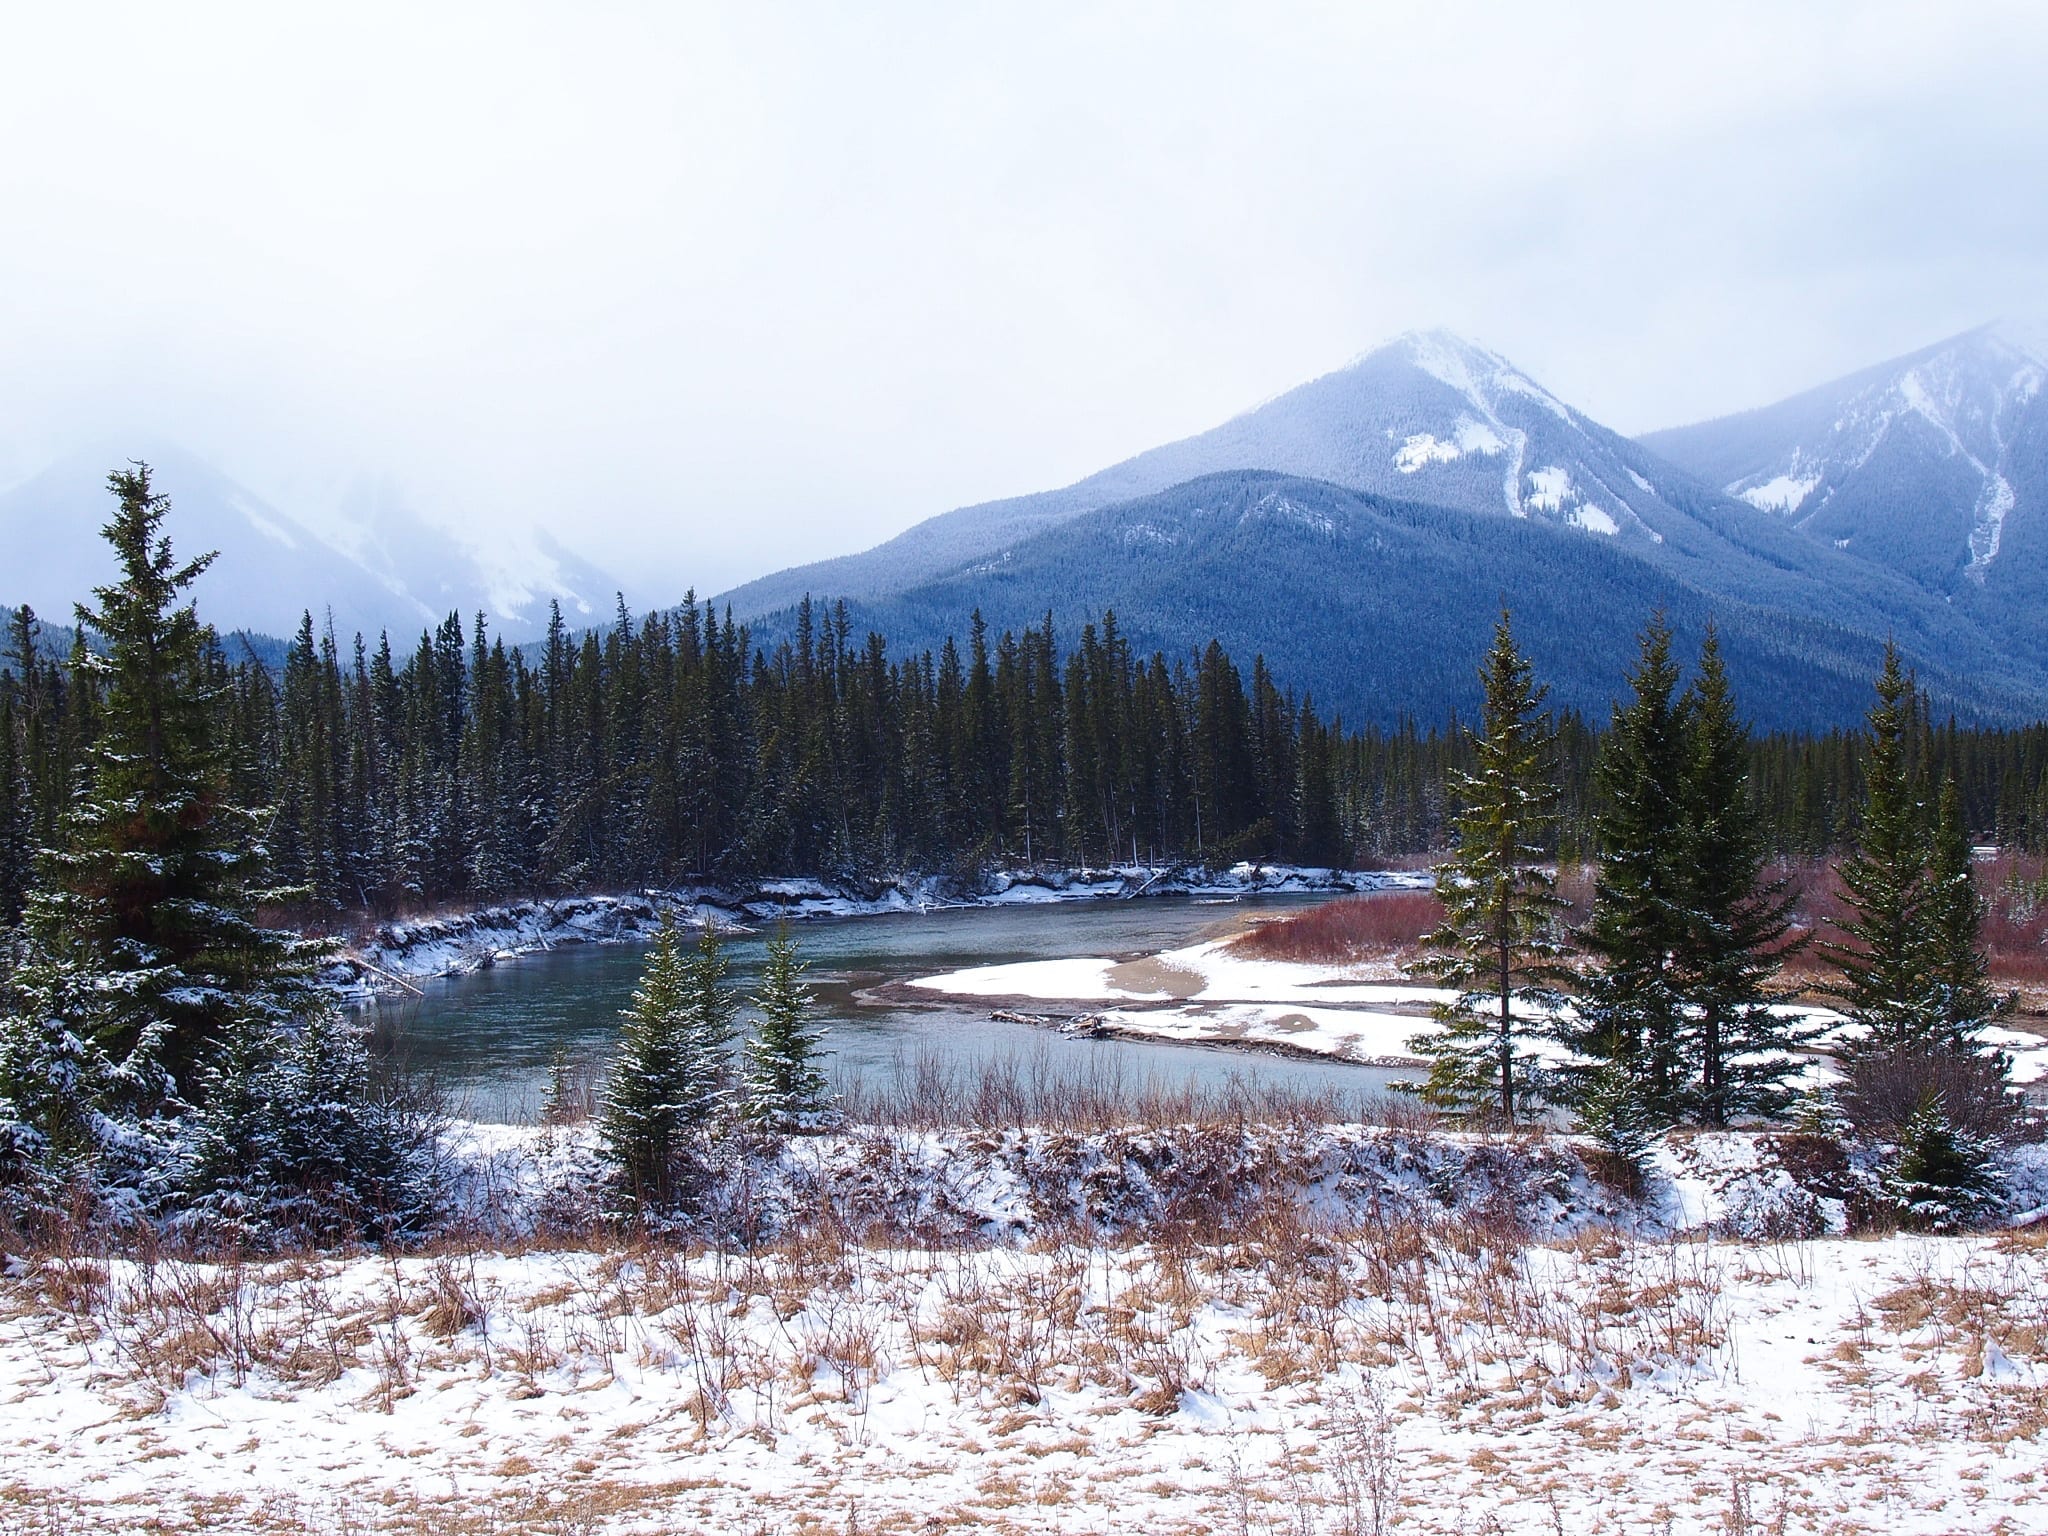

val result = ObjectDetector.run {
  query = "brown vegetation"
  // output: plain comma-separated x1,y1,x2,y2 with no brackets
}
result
1228,891,1446,965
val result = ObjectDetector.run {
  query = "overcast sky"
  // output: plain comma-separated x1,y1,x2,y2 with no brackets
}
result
2,1,2043,600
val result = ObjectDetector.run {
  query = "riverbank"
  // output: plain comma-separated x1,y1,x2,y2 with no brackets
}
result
6,1120,2047,1535
907,935,2048,1094
330,864,1429,999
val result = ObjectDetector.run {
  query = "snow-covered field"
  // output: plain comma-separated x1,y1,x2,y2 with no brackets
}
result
5,1127,2048,1534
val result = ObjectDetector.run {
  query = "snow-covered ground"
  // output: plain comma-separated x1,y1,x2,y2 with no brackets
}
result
908,938,2048,1095
338,866,1427,997
6,1125,2048,1536
910,938,1466,1066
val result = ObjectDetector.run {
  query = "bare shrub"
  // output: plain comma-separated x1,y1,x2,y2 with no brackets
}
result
1229,891,1445,964
1837,1049,2022,1143
833,1048,1417,1135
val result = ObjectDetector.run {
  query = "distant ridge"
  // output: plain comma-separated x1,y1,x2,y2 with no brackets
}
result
717,326,2048,728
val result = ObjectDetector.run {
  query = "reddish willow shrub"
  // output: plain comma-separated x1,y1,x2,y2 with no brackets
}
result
1230,891,1447,964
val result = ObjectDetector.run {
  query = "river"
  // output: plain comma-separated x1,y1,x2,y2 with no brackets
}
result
366,894,1413,1121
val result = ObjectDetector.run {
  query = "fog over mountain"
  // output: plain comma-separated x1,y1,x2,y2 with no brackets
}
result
0,446,617,644
3,5,2044,595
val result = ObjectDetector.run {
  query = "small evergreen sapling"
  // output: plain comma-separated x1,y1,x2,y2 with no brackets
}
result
742,925,836,1133
1883,1091,2003,1231
1575,1061,1659,1191
599,914,736,1215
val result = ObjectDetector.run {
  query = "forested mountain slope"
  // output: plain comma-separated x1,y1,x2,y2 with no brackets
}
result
716,330,1731,618
719,330,2048,727
782,472,2043,731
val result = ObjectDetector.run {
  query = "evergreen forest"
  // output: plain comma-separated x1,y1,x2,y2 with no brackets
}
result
4,467,2048,935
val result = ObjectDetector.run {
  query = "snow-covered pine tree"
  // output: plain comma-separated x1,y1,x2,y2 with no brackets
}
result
182,998,439,1240
1574,1060,1658,1186
1404,612,1570,1124
1822,644,1939,1056
600,913,696,1212
1883,1090,2003,1231
1571,615,1692,1126
742,925,836,1133
1676,626,1809,1126
20,465,330,1103
600,914,736,1214
0,938,121,1216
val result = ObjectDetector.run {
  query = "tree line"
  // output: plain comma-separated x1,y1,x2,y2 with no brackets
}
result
1411,613,2022,1225
6,480,2048,931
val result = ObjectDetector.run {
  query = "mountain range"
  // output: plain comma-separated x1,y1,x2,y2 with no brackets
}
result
718,325,2048,729
0,444,619,645
11,323,2048,729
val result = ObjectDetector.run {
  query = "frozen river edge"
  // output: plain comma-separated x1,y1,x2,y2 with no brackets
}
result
331,863,1430,998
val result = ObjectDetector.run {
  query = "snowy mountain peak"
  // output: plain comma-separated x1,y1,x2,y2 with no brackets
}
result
1643,321,2048,594
1986,316,2048,367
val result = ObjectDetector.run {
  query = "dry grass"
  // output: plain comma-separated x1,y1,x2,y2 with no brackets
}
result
5,1198,2044,1534
832,1049,1421,1133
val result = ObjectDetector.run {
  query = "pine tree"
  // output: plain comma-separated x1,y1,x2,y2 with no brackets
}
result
1921,776,2011,1051
1405,613,1569,1124
1572,615,1692,1124
1883,1091,2003,1231
0,685,26,928
599,914,736,1215
742,925,835,1132
0,939,120,1214
1823,643,1942,1057
599,914,698,1212
1677,626,1808,1126
18,466,328,1103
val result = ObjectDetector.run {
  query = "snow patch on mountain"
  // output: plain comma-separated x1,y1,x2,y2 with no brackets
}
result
1393,416,1508,473
1525,465,1574,513
1736,469,1823,514
1968,473,2017,579
1400,329,1574,425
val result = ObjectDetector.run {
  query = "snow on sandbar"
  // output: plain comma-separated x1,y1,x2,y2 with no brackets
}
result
906,956,1164,1002
1095,1003,1436,1064
907,939,1456,1010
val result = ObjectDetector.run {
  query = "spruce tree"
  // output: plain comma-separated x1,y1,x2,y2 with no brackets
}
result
1572,615,1692,1124
742,925,835,1132
1883,1091,2002,1231
1405,613,1569,1124
1677,627,1808,1125
599,914,736,1214
15,466,327,1103
600,914,699,1212
1823,643,1941,1057
1921,776,2010,1051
